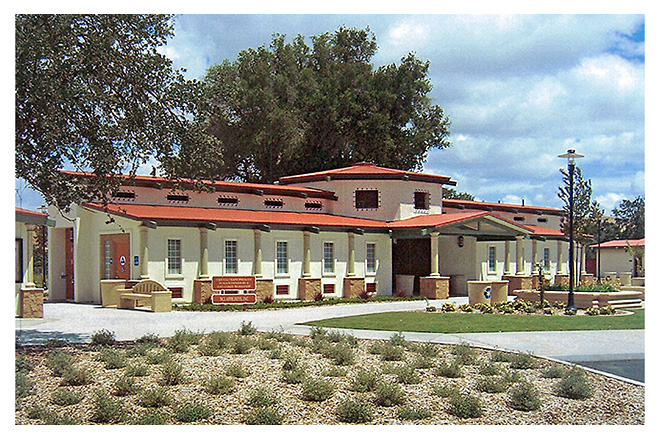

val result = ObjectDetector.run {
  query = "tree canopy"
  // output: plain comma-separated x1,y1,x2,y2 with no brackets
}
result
612,195,645,240
16,14,217,210
199,27,451,183
557,166,600,245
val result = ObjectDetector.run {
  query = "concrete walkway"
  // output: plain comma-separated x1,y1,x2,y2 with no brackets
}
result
16,300,644,378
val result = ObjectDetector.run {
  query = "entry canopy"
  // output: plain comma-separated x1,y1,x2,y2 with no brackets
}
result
388,211,536,240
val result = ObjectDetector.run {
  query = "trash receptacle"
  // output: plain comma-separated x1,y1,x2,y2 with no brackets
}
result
490,280,509,304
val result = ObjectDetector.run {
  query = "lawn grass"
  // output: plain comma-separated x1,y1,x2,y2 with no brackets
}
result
303,308,644,333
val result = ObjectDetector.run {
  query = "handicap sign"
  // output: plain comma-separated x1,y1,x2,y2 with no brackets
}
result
134,256,139,266
119,256,126,266
483,287,491,300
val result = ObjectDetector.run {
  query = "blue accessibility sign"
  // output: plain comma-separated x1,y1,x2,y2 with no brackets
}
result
119,256,126,266
483,287,491,299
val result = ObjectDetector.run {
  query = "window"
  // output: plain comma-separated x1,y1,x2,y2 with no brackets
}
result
167,239,182,275
217,196,239,206
513,216,525,222
225,240,238,274
414,191,430,210
15,238,23,283
167,193,189,203
366,243,377,273
355,189,379,209
543,248,551,269
276,284,289,295
264,199,284,208
276,241,289,274
103,239,111,279
113,190,136,200
305,201,323,210
537,217,548,223
323,284,335,294
323,242,335,274
488,246,497,272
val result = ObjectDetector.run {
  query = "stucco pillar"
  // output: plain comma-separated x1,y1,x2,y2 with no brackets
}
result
504,240,512,275
516,237,525,275
347,232,356,277
199,227,209,279
430,232,440,277
253,229,262,278
139,225,150,279
23,225,36,288
531,239,538,267
302,230,311,277
557,240,565,274
580,243,587,276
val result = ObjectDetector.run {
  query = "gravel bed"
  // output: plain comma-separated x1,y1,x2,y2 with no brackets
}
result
15,330,644,425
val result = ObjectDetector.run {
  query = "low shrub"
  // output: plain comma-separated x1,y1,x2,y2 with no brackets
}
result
426,306,437,312
502,369,523,384
238,320,257,336
478,361,501,376
202,376,236,395
335,397,374,423
541,366,567,378
509,352,538,370
554,368,593,400
394,364,423,384
509,382,542,411
44,338,68,348
490,350,514,363
167,329,199,353
15,355,34,373
160,361,185,385
600,305,616,315
135,333,161,345
476,376,507,394
257,338,278,351
282,366,306,384
322,366,347,377
389,331,408,347
412,354,436,369
244,407,282,425
92,391,124,423
564,308,577,316
281,352,300,371
351,369,381,392
442,302,456,312
458,303,473,313
146,350,171,365
248,387,279,408
452,343,477,365
327,343,355,366
129,409,168,425
309,326,329,340
435,360,464,378
51,388,85,406
98,348,127,369
16,372,32,400
47,350,74,376
585,307,600,316
380,344,405,362
175,402,212,423
125,363,150,377
90,329,116,347
396,405,433,421
374,382,406,407
432,382,459,398
61,366,93,386
231,335,254,354
448,392,483,419
198,331,231,356
301,377,335,402
139,387,172,408
114,375,140,396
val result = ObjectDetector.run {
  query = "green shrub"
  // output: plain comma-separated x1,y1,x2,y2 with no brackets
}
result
490,350,514,363
452,343,477,364
476,376,507,393
90,329,116,347
231,335,254,354
509,352,538,369
442,302,456,312
432,382,459,398
322,366,347,377
479,361,501,376
238,320,257,335
554,368,593,400
135,333,161,345
244,407,282,425
564,308,577,316
410,341,439,358
541,366,567,378
458,303,473,313
248,387,279,408
301,377,335,402
198,331,230,356
309,325,328,340
266,326,294,342
15,355,34,373
114,375,140,396
509,382,542,411
61,366,93,386
412,354,436,369
281,352,300,371
502,369,523,384
394,364,423,384
426,306,437,312
282,366,306,384
268,347,284,359
374,382,406,407
125,363,150,377
98,348,127,369
146,350,171,365
129,409,168,425
335,397,374,423
256,338,278,351
328,343,355,366
92,391,124,423
389,331,408,346
139,387,172,408
369,341,385,355
380,344,405,362
396,405,432,421
600,305,616,315
175,402,212,423
51,388,85,406
47,350,74,376
351,369,381,392
160,361,185,385
44,338,68,348
167,329,194,353
585,307,600,316
448,392,483,419
16,372,32,399
202,376,236,395
225,362,250,378
435,360,464,378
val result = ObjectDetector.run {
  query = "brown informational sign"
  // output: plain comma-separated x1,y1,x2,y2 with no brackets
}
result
212,276,256,291
211,293,257,305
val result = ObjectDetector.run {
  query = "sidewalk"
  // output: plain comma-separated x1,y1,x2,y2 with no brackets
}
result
16,300,644,367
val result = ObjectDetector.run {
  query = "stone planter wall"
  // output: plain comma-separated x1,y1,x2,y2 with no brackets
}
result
419,276,449,299
343,277,365,299
17,287,44,318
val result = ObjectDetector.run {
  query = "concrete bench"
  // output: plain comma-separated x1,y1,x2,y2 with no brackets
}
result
117,280,172,313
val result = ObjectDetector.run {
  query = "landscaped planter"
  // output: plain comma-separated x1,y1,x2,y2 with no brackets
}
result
513,289,644,309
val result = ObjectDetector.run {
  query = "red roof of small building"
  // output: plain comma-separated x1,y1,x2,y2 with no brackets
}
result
16,207,49,220
83,203,388,230
442,199,563,215
388,211,537,234
591,238,645,248
279,162,456,186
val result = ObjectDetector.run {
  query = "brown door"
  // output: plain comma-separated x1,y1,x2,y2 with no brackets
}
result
101,234,131,280
65,228,74,300
392,238,431,294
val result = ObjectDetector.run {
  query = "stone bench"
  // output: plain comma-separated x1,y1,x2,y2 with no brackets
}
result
116,279,172,313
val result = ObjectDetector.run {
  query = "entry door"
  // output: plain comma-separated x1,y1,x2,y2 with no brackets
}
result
65,228,74,300
392,238,431,294
101,234,131,280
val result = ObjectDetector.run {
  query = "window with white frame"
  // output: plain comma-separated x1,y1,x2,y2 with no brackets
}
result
488,246,497,272
167,238,182,275
225,240,238,274
323,242,335,274
276,241,289,274
543,248,551,269
366,243,377,273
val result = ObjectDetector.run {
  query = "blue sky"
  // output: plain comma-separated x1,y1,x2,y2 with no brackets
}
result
14,10,647,215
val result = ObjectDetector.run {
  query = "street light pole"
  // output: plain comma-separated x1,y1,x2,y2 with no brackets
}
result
558,149,584,312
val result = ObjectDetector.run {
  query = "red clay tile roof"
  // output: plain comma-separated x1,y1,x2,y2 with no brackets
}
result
387,211,535,234
15,207,49,219
82,203,388,229
442,198,563,215
523,224,566,237
61,170,337,200
279,162,456,185
590,238,645,248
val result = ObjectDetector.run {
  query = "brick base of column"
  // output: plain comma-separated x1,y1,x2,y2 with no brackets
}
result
255,279,274,302
298,278,321,301
580,274,595,285
343,277,365,298
554,274,569,286
419,277,449,299
193,279,213,304
502,275,533,296
17,287,44,318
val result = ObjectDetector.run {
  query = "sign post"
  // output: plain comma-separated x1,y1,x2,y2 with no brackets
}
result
211,276,257,308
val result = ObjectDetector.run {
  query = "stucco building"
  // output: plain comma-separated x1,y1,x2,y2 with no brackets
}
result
46,163,569,304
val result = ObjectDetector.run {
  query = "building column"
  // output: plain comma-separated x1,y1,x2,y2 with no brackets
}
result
347,232,356,277
253,229,262,278
430,232,440,277
516,237,525,275
580,243,587,276
303,230,311,277
531,239,538,268
198,227,209,279
139,225,150,279
23,225,36,288
504,240,512,275
557,240,565,274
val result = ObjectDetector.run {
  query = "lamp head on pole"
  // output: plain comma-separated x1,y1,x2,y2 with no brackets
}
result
558,149,585,166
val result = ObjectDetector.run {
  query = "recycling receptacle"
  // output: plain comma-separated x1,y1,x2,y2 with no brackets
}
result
490,280,509,304
468,281,492,305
